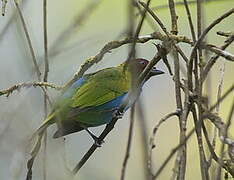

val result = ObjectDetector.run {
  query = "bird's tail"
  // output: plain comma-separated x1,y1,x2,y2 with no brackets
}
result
25,112,56,177
31,112,55,140
29,112,55,157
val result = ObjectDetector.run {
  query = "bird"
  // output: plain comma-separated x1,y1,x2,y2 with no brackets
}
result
32,58,164,145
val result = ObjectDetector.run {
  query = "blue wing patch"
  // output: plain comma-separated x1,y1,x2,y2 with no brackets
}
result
62,77,87,99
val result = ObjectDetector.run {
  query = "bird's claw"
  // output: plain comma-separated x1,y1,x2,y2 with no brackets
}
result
114,110,124,119
94,138,104,147
84,128,104,147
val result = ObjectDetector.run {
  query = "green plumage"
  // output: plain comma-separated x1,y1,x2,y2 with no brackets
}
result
71,65,130,108
32,58,164,139
28,58,164,180
34,63,132,138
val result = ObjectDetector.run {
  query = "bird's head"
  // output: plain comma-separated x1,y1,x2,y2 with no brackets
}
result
127,58,164,79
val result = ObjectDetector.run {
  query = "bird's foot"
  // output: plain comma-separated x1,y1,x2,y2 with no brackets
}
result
84,128,104,147
113,110,124,119
93,138,104,147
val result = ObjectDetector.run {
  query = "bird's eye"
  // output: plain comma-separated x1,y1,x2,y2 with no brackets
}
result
140,61,145,65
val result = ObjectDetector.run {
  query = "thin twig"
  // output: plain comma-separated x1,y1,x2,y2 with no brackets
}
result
42,0,49,179
172,49,187,180
139,1,189,63
209,84,234,112
125,0,152,66
208,63,225,172
14,0,41,80
42,100,48,180
217,31,233,37
134,2,159,31
62,30,233,90
216,63,226,115
189,8,234,70
63,32,181,89
148,111,179,177
120,0,137,179
183,0,196,42
168,0,178,35
153,128,195,179
194,7,234,52
204,45,234,62
203,125,227,178
0,82,62,97
43,0,49,83
203,105,234,178
46,29,233,63
120,105,136,180
203,110,234,148
195,0,210,179
0,32,192,96
13,0,53,121
136,101,151,180
203,125,234,178
0,0,28,38
182,2,197,179
202,33,234,82
216,99,234,179
167,3,184,176
149,0,232,11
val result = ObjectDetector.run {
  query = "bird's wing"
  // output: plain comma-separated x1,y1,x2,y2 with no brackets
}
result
52,76,89,111
70,67,130,108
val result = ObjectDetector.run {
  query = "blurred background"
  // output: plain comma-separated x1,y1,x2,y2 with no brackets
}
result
0,0,233,179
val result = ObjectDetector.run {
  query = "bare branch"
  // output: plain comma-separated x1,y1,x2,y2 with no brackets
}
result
60,30,232,91
139,1,189,63
215,99,234,179
205,45,234,62
217,31,233,37
202,123,234,177
0,82,62,97
120,105,136,180
207,63,225,170
125,0,152,66
168,0,178,35
14,0,41,80
148,111,179,177
183,0,196,41
209,84,234,112
136,101,151,180
203,103,234,178
42,0,49,179
203,110,234,147
189,7,234,68
64,31,186,89
202,33,234,82
172,49,187,179
43,0,49,83
153,128,195,179
149,0,232,12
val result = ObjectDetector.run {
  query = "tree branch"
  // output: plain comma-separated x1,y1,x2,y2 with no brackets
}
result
0,82,62,97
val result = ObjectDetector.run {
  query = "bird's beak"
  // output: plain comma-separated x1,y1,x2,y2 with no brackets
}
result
149,67,164,76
